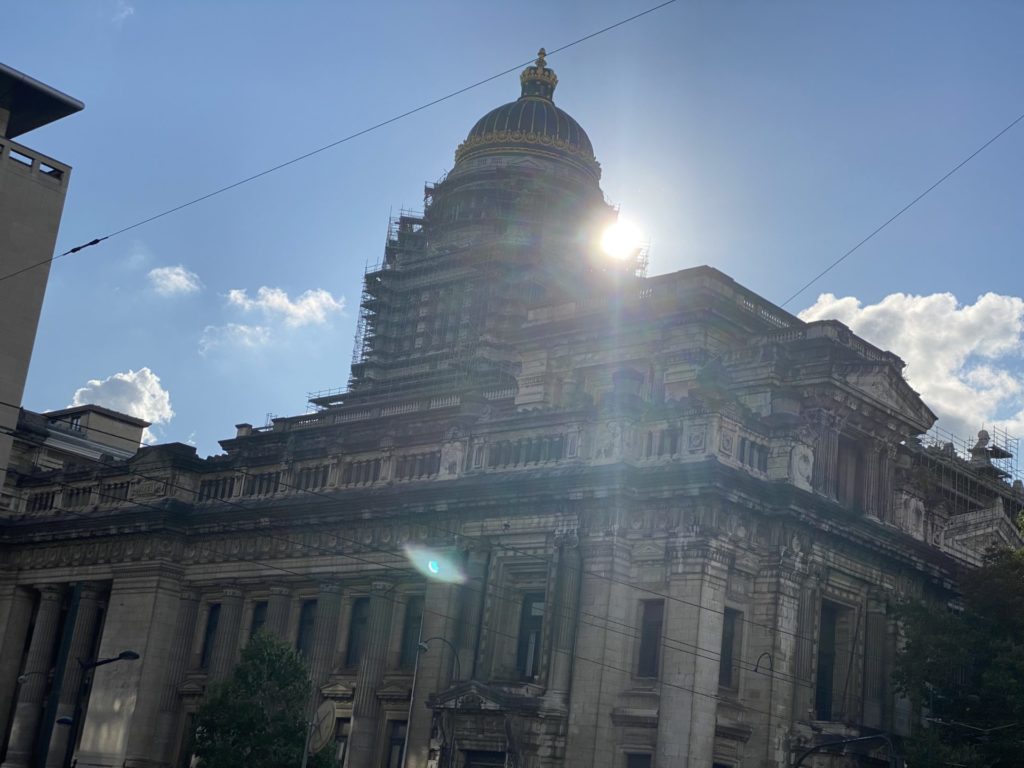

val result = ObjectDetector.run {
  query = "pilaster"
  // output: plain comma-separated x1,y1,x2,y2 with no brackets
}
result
348,580,395,768
2,583,65,768
207,587,243,683
151,589,199,767
0,584,35,754
45,582,104,768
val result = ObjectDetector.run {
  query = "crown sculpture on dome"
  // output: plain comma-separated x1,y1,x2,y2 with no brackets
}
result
520,48,558,100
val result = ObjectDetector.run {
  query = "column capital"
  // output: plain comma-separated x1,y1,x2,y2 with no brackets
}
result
34,583,64,601
318,582,343,595
269,585,292,597
370,579,394,594
222,587,243,600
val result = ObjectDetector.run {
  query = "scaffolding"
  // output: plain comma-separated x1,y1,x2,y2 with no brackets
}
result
916,422,1023,518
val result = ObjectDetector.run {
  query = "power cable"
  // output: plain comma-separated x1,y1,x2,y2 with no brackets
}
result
0,0,679,286
3,458,813,715
779,108,1024,308
0,417,823,693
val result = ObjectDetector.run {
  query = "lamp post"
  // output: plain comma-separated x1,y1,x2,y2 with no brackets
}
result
792,733,898,767
59,650,140,768
418,637,461,683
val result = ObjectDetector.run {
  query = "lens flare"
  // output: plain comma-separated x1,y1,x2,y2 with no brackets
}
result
405,544,466,584
600,219,644,261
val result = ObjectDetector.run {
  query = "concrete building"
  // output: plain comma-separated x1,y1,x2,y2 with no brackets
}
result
0,404,149,513
2,53,1023,768
0,64,84,492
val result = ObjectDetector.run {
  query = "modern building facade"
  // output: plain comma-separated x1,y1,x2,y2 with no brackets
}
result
2,53,1022,768
0,64,83,493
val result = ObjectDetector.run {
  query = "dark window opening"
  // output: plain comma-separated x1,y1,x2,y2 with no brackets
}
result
386,720,407,768
837,436,865,509
815,600,854,720
249,601,268,639
626,754,652,768
637,600,664,678
516,592,545,681
295,599,317,658
346,597,370,667
399,596,424,670
200,603,221,670
719,608,742,689
334,718,351,766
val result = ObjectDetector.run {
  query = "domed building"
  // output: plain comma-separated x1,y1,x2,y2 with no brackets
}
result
3,53,1023,768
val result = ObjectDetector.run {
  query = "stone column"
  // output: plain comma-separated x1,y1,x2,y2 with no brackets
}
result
456,545,488,683
546,536,582,709
791,571,821,721
656,543,729,768
347,580,395,768
74,564,186,768
151,589,199,766
878,446,896,523
45,583,104,768
207,588,243,684
0,585,35,750
810,410,842,499
265,586,292,639
2,584,65,768
308,583,343,700
863,444,882,518
406,577,461,768
861,591,888,729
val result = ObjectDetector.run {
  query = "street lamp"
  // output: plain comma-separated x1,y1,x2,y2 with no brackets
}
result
59,650,140,768
418,637,461,682
792,733,898,767
401,636,462,768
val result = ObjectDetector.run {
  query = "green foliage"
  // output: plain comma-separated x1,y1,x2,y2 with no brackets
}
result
193,632,336,768
894,549,1024,767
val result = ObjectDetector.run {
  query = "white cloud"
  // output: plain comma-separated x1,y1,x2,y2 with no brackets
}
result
799,292,1024,438
198,323,271,356
227,286,344,328
112,0,134,24
148,265,202,297
70,367,173,445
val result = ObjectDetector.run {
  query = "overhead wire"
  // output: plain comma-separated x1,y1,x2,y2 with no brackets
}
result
0,0,679,286
0,414,823,695
2,444,811,719
778,107,1024,308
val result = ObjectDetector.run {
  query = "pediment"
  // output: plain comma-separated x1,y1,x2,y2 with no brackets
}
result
842,367,935,429
428,680,539,715
376,681,412,702
321,679,355,701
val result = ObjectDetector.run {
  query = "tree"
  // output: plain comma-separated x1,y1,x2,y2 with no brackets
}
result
193,632,335,768
894,549,1024,767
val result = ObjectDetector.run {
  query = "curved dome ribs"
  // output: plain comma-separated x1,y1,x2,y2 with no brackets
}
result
454,49,600,180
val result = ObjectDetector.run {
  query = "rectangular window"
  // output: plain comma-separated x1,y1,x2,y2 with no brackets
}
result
836,436,864,508
334,718,351,766
637,600,664,678
346,597,370,668
386,720,407,768
719,608,742,689
399,596,424,670
626,754,652,768
200,603,221,669
815,600,854,720
296,599,318,658
249,601,268,639
516,592,545,681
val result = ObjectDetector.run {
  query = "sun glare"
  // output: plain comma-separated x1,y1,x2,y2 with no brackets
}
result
600,219,645,261
404,544,466,584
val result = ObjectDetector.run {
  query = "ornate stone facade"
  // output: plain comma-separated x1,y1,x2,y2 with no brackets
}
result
2,53,1023,768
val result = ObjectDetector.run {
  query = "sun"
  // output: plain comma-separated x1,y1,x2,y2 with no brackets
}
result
600,219,645,261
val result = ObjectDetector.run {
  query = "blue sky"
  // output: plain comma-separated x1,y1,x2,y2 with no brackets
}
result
6,0,1024,455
